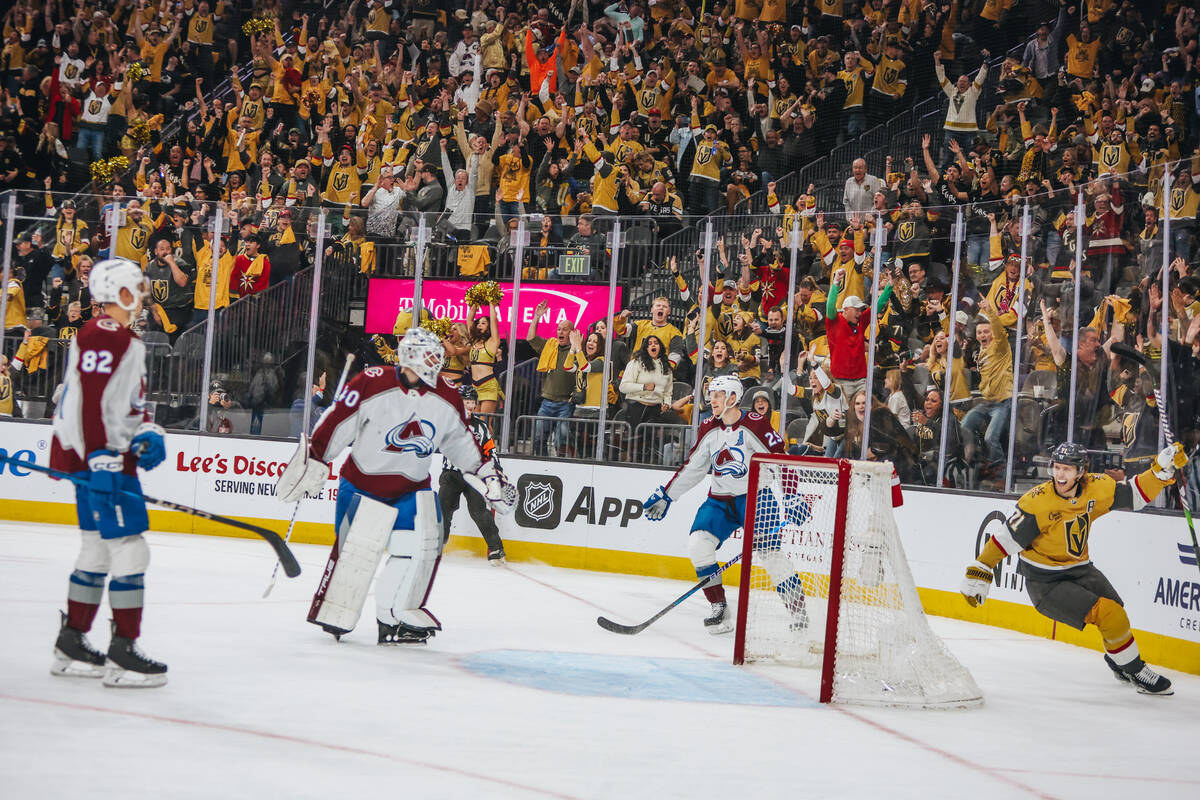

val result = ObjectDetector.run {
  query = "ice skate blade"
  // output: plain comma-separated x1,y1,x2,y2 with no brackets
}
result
378,638,429,646
50,650,104,678
706,621,734,636
102,665,168,688
1133,683,1173,696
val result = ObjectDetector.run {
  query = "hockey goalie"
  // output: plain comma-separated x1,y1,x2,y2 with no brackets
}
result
276,328,516,644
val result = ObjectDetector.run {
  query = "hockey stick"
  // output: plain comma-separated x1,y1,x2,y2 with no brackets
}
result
0,454,302,578
262,355,356,597
597,554,742,635
1110,342,1200,574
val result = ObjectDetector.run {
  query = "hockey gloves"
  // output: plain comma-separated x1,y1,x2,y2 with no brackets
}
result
642,486,671,521
1152,442,1188,482
86,450,124,517
276,443,329,504
465,460,518,515
960,561,994,608
131,423,167,470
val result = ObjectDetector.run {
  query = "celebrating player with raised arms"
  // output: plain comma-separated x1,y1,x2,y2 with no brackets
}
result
49,258,169,688
961,441,1187,695
276,328,515,645
642,376,808,634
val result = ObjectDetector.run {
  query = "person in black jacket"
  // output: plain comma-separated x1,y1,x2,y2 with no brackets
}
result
438,385,507,563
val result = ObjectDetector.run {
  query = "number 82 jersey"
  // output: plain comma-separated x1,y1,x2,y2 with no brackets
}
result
50,316,148,475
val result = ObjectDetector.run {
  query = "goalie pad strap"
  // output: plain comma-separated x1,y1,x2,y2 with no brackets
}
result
376,490,443,630
307,494,397,633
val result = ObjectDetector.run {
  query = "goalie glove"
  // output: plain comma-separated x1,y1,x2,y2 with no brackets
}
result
960,560,994,608
642,486,671,521
1152,442,1188,481
276,439,328,504
465,460,517,515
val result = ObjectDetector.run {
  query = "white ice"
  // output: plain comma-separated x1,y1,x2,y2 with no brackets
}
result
0,521,1196,800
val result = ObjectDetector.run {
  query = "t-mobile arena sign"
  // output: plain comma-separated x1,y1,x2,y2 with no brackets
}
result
365,279,622,339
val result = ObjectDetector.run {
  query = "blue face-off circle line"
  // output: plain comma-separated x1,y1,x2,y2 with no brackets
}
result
458,649,819,708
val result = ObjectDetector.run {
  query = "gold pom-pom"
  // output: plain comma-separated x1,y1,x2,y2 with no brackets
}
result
108,155,130,173
420,316,453,340
242,18,274,36
90,160,112,182
126,62,147,83
464,280,503,307
128,120,151,145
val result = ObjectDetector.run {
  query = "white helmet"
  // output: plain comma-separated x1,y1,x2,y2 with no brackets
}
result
707,375,743,408
395,327,445,387
90,258,148,312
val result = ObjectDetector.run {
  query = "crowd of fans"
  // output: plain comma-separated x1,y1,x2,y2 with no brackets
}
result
2,0,1200,497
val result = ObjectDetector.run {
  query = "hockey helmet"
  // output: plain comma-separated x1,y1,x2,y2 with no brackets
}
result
459,383,479,403
1049,442,1088,469
707,374,744,407
395,327,445,387
89,257,149,312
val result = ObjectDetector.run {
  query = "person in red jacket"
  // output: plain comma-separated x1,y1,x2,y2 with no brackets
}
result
229,233,270,299
824,266,893,401
44,71,81,143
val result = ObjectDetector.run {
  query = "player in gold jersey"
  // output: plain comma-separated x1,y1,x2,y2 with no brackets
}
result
961,442,1185,695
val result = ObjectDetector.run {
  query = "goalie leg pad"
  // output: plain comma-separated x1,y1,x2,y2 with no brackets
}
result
375,490,443,631
308,492,397,635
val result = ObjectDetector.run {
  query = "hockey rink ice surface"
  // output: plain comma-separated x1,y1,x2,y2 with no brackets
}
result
1,522,1196,800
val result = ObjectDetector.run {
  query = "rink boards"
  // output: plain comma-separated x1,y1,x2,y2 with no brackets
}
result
1,419,1197,675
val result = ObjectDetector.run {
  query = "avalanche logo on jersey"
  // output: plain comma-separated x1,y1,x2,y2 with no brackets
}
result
712,432,748,479
383,418,437,457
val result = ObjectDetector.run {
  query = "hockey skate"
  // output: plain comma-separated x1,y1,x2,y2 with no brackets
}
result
487,548,506,565
785,594,810,633
704,601,734,635
1122,660,1173,696
103,623,167,688
50,612,106,678
378,619,434,645
1103,655,1131,684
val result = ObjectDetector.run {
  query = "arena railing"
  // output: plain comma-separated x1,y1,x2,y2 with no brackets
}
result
3,162,1195,505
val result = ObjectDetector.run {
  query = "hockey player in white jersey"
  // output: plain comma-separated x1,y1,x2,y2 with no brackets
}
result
277,328,515,644
49,257,169,688
642,376,808,634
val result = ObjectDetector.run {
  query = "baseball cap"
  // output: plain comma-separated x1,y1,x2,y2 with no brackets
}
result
955,310,970,325
841,295,867,310
704,123,718,133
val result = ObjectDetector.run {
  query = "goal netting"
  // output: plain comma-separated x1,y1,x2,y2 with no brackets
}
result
733,455,983,708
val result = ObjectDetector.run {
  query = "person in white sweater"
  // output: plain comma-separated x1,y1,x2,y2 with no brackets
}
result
884,368,913,431
620,335,674,460
934,50,988,167
439,140,479,238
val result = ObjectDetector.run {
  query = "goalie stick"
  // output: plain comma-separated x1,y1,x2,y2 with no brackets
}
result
262,354,356,598
1110,341,1200,575
597,554,742,635
0,454,302,578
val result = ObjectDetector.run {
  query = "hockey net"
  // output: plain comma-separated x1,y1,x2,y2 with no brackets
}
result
733,455,982,708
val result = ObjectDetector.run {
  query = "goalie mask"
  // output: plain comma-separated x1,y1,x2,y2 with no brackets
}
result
395,327,446,387
89,258,150,313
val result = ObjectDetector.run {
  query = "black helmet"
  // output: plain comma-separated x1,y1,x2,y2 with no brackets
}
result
459,384,479,402
1049,442,1088,469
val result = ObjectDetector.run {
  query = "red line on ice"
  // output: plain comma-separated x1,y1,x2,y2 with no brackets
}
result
0,693,582,799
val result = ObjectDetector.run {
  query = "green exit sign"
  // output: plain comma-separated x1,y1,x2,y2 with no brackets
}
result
558,251,590,275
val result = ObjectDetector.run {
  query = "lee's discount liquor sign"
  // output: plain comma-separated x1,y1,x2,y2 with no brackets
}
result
365,278,621,339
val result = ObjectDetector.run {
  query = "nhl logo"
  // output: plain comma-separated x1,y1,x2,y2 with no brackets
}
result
523,482,555,521
515,474,563,530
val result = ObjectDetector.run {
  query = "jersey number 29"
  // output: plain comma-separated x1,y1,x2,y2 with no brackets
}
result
79,350,114,374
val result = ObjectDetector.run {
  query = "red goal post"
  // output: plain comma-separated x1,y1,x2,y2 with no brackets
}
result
732,454,982,709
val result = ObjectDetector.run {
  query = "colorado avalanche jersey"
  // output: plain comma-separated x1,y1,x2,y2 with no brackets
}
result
309,366,484,499
50,316,149,475
665,412,786,501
